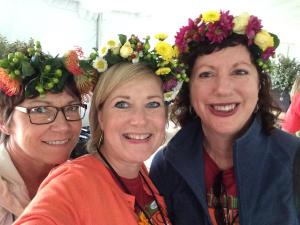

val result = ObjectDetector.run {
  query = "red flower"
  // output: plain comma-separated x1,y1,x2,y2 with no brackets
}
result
0,68,21,96
64,50,82,76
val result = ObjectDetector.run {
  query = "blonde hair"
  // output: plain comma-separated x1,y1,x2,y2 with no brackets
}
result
87,62,165,153
290,75,300,99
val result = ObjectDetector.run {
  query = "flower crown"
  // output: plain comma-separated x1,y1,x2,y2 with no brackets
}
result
175,10,280,73
90,33,188,101
0,34,187,102
0,41,97,98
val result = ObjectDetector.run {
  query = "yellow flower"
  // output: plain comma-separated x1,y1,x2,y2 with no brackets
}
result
99,46,108,57
107,39,121,54
155,67,171,75
233,12,250,34
154,33,168,41
173,46,179,58
92,57,108,72
155,41,174,62
202,10,220,23
254,30,274,51
120,41,133,58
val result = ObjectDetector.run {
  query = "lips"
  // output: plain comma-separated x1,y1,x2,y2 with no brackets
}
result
123,133,152,140
43,139,69,145
210,103,239,116
212,103,237,112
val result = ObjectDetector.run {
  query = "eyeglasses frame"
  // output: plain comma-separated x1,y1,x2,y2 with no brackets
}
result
14,103,87,125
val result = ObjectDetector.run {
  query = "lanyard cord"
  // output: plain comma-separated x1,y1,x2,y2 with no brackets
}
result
97,148,168,225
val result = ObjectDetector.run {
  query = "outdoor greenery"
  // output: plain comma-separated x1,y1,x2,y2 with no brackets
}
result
270,54,300,93
0,34,34,58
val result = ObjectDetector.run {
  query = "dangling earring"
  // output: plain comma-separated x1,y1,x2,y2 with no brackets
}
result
98,131,104,148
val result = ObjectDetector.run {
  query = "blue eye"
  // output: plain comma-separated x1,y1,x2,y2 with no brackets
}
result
146,101,161,108
115,101,129,109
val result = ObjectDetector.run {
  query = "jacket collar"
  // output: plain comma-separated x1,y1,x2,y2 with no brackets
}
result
163,116,265,217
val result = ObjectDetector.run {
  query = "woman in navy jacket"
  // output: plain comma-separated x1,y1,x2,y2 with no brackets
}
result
150,10,300,225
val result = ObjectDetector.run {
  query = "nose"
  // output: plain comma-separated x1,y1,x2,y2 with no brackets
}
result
214,75,233,96
50,111,71,131
129,107,147,126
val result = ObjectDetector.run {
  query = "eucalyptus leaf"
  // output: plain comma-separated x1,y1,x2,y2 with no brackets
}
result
21,61,35,77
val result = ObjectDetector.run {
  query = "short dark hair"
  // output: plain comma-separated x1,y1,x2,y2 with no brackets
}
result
171,34,281,134
0,75,81,144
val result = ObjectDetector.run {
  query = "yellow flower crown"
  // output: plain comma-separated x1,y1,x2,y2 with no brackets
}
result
0,34,187,103
90,33,188,102
175,10,280,73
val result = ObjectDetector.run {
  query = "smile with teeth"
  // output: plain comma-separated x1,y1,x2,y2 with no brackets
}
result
124,133,151,140
212,104,237,112
44,139,69,145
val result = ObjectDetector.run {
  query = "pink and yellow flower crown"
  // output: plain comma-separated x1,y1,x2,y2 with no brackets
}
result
175,10,280,72
0,34,187,102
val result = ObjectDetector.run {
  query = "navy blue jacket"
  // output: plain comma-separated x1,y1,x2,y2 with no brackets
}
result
150,117,300,225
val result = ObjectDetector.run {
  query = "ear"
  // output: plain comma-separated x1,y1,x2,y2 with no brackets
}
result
97,110,104,131
0,122,10,135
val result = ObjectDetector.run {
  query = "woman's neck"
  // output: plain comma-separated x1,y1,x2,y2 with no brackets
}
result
98,147,141,179
7,145,52,199
202,130,234,170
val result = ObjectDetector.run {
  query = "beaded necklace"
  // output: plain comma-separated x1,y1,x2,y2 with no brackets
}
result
97,148,168,225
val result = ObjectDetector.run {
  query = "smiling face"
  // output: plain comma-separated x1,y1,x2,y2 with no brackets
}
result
98,74,166,167
6,90,82,166
190,45,259,139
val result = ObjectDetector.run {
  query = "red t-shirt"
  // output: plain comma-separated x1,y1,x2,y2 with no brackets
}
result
204,151,239,225
282,92,300,134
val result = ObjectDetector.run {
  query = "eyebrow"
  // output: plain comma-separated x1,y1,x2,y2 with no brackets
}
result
111,95,163,101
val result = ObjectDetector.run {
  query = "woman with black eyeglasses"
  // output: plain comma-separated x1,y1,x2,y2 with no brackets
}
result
0,41,90,225
150,10,300,225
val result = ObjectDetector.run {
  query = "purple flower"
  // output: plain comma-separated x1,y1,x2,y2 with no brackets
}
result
175,18,197,53
163,78,177,92
246,16,262,44
261,47,275,61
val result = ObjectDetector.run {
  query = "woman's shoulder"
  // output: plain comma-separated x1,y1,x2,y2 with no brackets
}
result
43,154,104,185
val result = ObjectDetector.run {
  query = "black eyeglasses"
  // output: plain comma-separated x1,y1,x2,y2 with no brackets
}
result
15,104,87,125
213,171,239,225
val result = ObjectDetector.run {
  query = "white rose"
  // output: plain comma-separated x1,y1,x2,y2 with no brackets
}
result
233,12,250,34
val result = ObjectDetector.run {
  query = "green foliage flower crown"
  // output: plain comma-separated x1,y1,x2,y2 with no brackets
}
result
0,41,97,98
0,34,187,102
175,10,280,73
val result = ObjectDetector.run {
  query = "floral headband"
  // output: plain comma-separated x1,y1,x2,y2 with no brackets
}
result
0,41,97,98
0,34,187,102
175,10,280,73
90,33,188,101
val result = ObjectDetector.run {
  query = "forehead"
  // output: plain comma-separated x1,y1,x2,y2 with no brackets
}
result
194,45,252,67
23,90,79,105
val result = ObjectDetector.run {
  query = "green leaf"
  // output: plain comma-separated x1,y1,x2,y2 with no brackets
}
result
118,34,127,45
21,61,35,77
270,33,280,49
25,77,39,98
